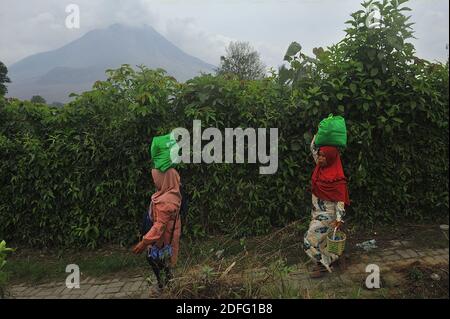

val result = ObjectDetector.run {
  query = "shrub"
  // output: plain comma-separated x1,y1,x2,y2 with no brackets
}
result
0,1,447,248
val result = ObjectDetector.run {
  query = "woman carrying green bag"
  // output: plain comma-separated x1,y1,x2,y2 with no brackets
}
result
303,130,350,278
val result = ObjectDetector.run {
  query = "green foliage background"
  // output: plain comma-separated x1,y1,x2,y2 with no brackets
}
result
0,0,448,248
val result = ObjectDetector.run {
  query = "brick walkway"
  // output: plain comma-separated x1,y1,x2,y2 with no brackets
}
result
286,240,449,297
7,240,449,299
8,276,150,299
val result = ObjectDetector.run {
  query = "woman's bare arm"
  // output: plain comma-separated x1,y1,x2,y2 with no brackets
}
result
310,134,319,164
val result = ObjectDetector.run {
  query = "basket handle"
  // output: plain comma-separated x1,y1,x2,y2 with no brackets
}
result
332,227,337,241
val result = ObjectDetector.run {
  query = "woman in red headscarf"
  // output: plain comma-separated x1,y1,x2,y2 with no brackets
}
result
304,133,350,278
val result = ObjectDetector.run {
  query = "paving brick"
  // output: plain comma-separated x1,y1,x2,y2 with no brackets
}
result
434,255,448,264
11,286,27,293
122,281,138,293
83,285,101,298
25,288,42,297
112,292,127,299
390,240,402,247
397,259,417,267
384,254,401,262
423,256,440,265
136,280,148,290
417,251,428,257
405,249,418,258
422,249,434,256
396,250,413,259
139,292,149,299
52,285,68,295
61,287,85,296
380,250,396,257
400,241,411,247
369,254,384,262
96,285,108,294
432,250,443,256
103,286,122,294
108,281,125,289
35,289,53,297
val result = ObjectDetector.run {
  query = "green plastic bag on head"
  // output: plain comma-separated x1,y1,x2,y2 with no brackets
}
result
315,113,347,147
149,132,178,172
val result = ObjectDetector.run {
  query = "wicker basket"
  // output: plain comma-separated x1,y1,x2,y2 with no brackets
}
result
327,230,346,256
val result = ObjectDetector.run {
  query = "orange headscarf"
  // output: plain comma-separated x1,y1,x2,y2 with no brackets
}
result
151,168,182,209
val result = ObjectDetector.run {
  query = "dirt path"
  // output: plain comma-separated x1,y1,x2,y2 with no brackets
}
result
5,239,448,299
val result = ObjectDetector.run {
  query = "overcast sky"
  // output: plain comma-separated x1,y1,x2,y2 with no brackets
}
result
0,0,448,69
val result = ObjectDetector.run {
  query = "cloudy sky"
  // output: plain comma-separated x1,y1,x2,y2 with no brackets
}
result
0,0,448,69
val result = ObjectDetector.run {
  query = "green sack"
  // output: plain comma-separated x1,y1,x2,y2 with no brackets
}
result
150,133,178,172
315,114,347,147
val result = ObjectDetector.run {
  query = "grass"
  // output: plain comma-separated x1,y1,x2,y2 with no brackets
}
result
4,220,449,299
4,246,149,285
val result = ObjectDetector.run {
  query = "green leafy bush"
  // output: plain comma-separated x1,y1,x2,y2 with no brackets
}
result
0,240,14,297
0,0,448,248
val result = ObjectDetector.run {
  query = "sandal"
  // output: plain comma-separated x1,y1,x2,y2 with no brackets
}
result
309,263,327,278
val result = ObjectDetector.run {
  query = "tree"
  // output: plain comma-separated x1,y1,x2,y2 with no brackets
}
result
216,41,266,80
30,95,47,104
0,61,11,96
51,102,64,107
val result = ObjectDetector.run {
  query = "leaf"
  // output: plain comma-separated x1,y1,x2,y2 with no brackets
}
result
378,115,387,123
350,83,357,94
312,47,325,57
198,93,208,103
338,105,345,113
370,68,379,77
291,141,302,151
303,132,312,143
367,48,376,61
284,42,302,60
308,86,320,94
337,93,344,101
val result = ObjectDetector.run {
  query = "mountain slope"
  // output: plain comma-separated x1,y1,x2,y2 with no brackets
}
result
7,24,215,103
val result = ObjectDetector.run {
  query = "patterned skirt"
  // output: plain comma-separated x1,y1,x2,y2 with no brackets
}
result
303,194,340,269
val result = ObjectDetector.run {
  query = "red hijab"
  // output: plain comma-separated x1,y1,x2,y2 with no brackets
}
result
311,146,350,206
